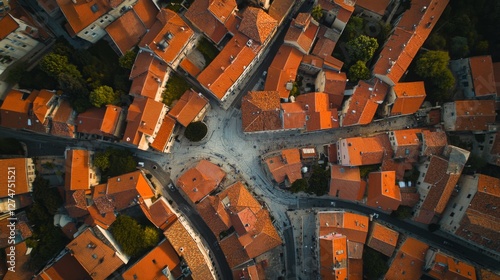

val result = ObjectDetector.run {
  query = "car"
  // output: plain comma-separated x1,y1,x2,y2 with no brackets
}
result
137,162,145,167
168,183,175,191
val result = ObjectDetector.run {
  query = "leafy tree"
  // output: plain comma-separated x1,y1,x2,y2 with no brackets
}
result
346,35,379,63
39,53,81,79
450,36,469,58
391,206,413,219
94,151,111,171
90,85,118,108
363,247,389,279
32,177,63,215
96,148,137,180
185,121,208,142
426,33,447,50
307,165,329,196
119,50,137,69
474,40,489,55
311,5,323,21
416,51,455,91
343,16,364,41
111,215,159,257
5,63,27,84
348,60,371,82
290,179,308,193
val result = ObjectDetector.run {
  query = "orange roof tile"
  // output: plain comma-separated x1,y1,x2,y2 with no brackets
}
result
66,228,125,280
65,189,89,218
367,222,399,257
281,102,306,130
0,89,31,114
239,7,277,44
341,79,388,126
324,55,344,72
122,96,165,146
493,62,500,98
451,100,496,131
179,57,201,77
207,0,236,23
355,0,391,16
427,252,476,280
185,0,233,44
140,197,177,231
51,99,76,138
480,269,500,280
56,0,110,34
296,92,340,131
469,55,496,97
390,129,422,160
38,250,89,280
312,30,337,59
373,0,449,84
319,234,347,279
323,70,347,106
0,14,20,40
337,135,391,166
241,91,282,132
163,220,215,279
367,171,401,211
420,130,447,156
348,258,363,280
139,9,194,64
265,149,303,184
177,160,226,203
85,204,116,229
132,0,159,28
101,105,121,135
318,211,369,244
168,89,208,127
264,45,304,99
329,165,365,201
284,13,319,54
4,242,33,280
76,107,106,135
219,233,251,268
32,89,55,124
130,51,167,80
232,264,260,280
122,240,182,279
391,81,426,115
106,10,146,55
384,237,429,280
150,115,176,152
0,158,31,197
268,0,294,23
198,32,259,99
65,149,91,191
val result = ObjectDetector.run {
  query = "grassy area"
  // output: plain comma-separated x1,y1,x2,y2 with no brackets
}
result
196,37,220,65
162,73,190,106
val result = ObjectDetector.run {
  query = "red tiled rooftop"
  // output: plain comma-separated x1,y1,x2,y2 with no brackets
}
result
185,0,234,44
268,0,294,23
367,222,399,257
208,0,236,23
427,252,477,280
65,149,91,191
420,130,447,156
355,0,391,16
264,45,304,99
0,158,30,197
76,107,106,135
177,160,226,203
122,96,165,146
384,237,429,280
341,79,388,126
168,89,208,127
265,149,302,185
452,100,496,131
367,171,401,211
57,0,110,35
281,102,306,130
239,7,277,44
296,92,340,131
329,165,365,201
318,211,369,243
132,0,159,29
469,55,496,97
38,250,89,280
391,81,426,115
101,105,122,135
106,10,146,55
150,115,176,152
241,91,282,132
179,57,201,77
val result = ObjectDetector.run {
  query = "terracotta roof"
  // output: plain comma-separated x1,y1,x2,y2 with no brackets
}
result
367,171,401,211
319,234,347,279
329,165,365,201
264,45,304,99
185,0,234,44
93,170,155,213
4,242,33,280
66,228,125,280
51,99,76,138
132,0,159,29
219,233,250,268
65,189,89,218
0,158,32,197
323,70,347,108
301,54,324,70
390,129,422,161
373,0,449,85
296,92,340,131
168,89,208,127
232,264,260,280
381,158,413,181
38,250,90,280
420,130,447,157
122,239,182,280
312,27,337,59
122,96,165,147
337,134,391,166
355,0,390,16
140,197,177,231
239,7,277,44
150,115,176,152
265,149,302,184
0,213,32,248
139,9,194,64
106,10,146,55
32,89,55,124
177,160,226,203
76,107,106,135
0,14,20,40
318,211,369,244
281,102,306,130
447,100,496,131
348,258,363,280
85,204,116,229
284,13,319,54
427,251,476,280
197,32,259,99
0,89,44,130
384,237,429,280
268,0,294,23
341,79,388,126
493,62,500,98
367,222,399,257
480,269,500,280
56,0,110,34
179,57,202,77
65,149,91,191
469,55,496,97
391,81,426,115
241,90,282,132
164,220,214,279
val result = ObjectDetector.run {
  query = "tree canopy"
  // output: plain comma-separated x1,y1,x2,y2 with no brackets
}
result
185,121,208,142
90,85,118,108
111,215,160,257
346,35,379,63
348,60,371,82
311,5,323,22
95,148,137,180
415,50,455,93
39,53,81,79
119,49,137,69
290,178,308,193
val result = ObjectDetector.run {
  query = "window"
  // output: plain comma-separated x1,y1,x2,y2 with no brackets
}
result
450,212,455,217
452,203,456,208
459,206,463,211
467,194,471,198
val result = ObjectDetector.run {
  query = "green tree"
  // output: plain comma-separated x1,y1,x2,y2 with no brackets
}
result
39,53,81,79
119,50,137,69
311,5,323,21
416,51,455,91
346,35,379,63
90,85,118,108
474,40,489,55
426,33,447,50
290,178,308,193
348,60,371,82
5,63,27,84
94,150,111,171
184,121,208,142
391,206,413,219
363,247,389,279
111,215,159,257
450,36,469,58
307,165,329,196
343,16,364,41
